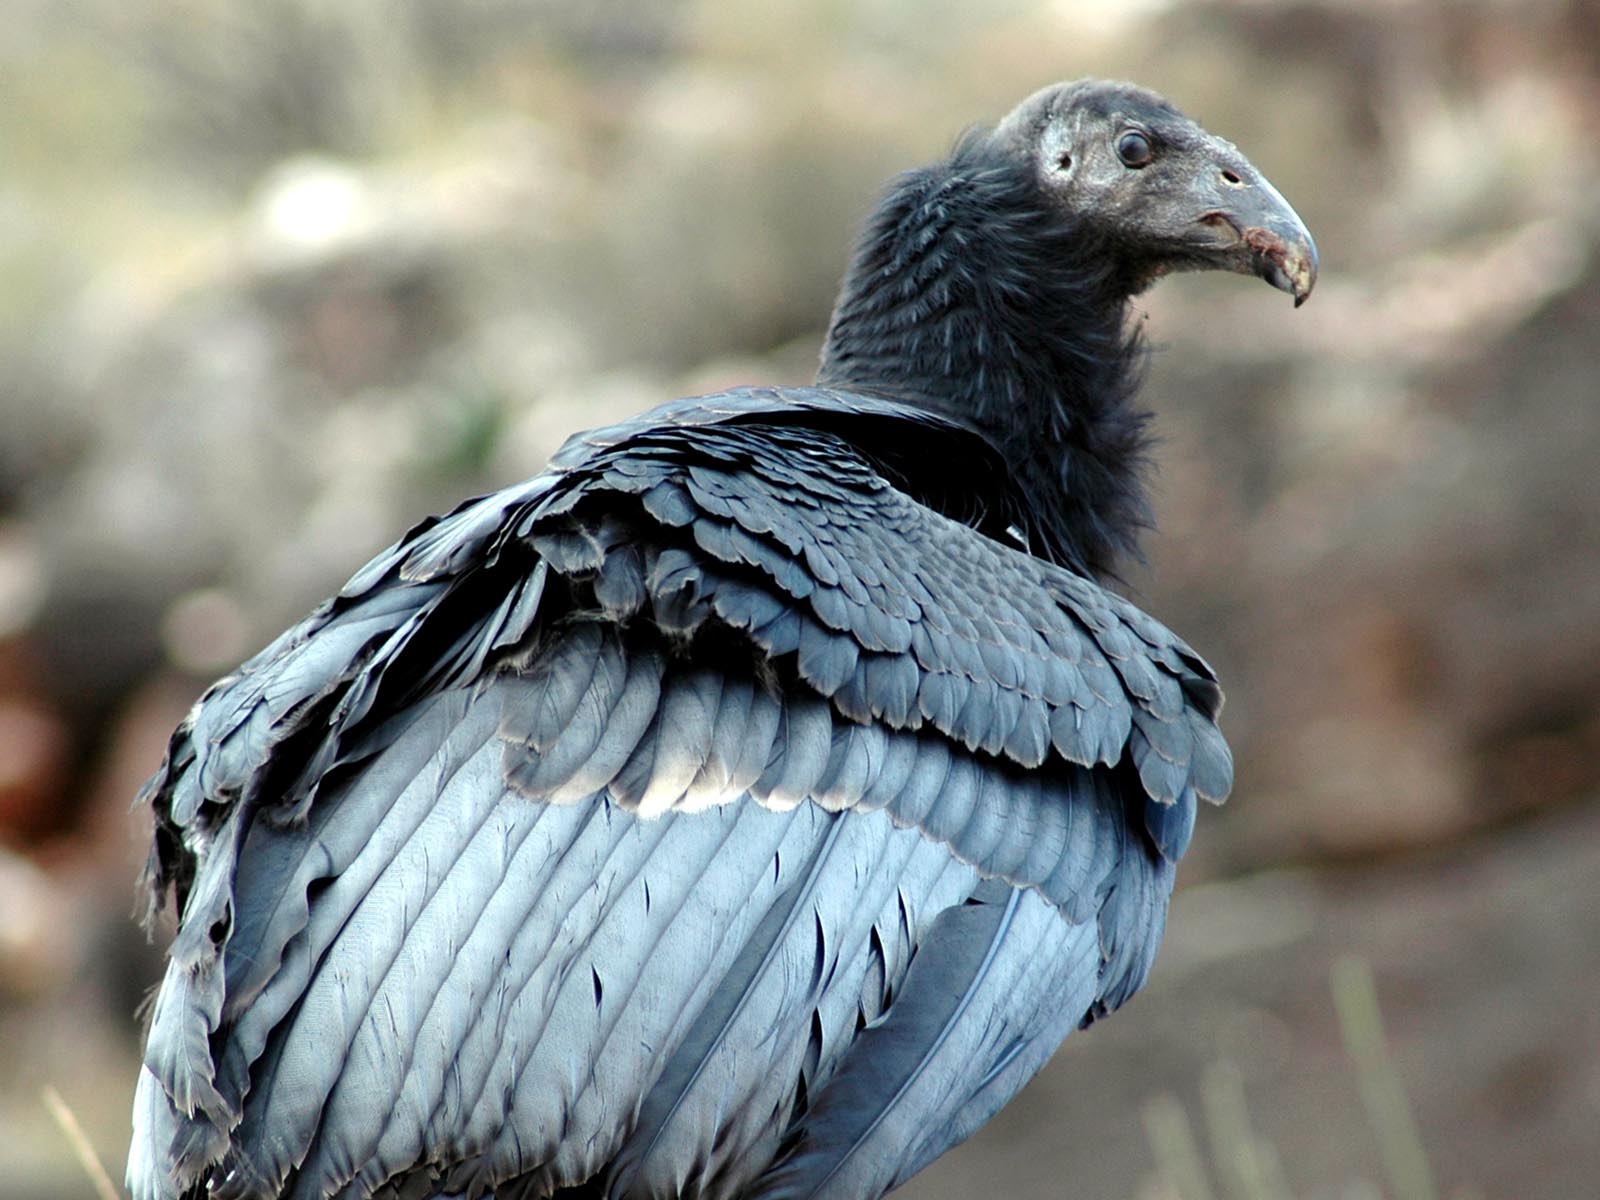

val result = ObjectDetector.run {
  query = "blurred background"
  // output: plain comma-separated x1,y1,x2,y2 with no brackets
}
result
3,0,1598,1196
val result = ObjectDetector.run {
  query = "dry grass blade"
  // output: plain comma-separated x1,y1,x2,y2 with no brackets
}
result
1143,1091,1219,1200
1332,956,1438,1200
41,1084,123,1200
1200,1061,1286,1200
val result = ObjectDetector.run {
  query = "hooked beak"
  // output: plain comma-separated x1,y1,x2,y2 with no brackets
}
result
1197,163,1318,306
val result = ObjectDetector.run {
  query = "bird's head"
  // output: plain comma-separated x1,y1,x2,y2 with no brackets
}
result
991,79,1318,305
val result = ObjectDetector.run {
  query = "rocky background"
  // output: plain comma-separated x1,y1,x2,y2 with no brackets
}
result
3,1,1597,1197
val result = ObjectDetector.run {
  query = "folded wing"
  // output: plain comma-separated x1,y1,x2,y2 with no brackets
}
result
131,388,1229,1200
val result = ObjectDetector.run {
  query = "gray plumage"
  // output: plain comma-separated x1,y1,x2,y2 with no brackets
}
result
131,78,1317,1200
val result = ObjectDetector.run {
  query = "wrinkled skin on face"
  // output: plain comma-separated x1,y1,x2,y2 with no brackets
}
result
994,80,1318,305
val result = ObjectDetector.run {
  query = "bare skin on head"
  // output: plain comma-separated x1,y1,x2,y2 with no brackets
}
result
996,79,1318,304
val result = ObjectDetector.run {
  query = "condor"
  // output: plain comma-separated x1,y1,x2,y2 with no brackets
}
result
131,79,1314,1200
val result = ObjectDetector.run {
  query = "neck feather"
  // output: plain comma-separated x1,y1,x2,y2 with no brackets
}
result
817,137,1153,577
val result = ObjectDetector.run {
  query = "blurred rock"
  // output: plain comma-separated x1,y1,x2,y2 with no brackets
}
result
0,523,46,640
0,622,72,844
0,693,71,844
0,843,77,999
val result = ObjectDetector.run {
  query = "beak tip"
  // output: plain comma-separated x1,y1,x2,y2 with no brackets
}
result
1290,255,1317,306
1245,225,1317,307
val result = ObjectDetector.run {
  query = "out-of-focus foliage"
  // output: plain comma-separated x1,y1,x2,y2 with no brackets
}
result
3,1,1598,1197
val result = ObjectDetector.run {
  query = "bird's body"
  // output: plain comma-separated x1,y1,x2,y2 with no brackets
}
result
130,81,1314,1200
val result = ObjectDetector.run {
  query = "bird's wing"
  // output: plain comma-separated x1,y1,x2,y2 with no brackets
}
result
131,389,1228,1200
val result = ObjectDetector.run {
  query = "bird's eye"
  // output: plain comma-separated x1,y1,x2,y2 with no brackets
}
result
1116,130,1154,168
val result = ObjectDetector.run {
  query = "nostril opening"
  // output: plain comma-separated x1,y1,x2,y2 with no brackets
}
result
1200,212,1243,241
1221,168,1243,185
